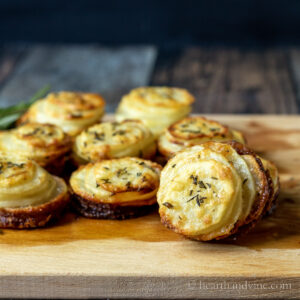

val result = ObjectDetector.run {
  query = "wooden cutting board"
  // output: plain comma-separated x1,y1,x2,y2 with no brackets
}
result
0,115,299,299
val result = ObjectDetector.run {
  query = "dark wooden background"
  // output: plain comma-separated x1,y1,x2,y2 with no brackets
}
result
0,44,299,114
1,0,300,114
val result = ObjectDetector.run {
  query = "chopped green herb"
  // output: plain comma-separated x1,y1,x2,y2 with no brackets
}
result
0,85,51,129
199,181,206,189
196,196,207,207
100,178,111,184
93,132,105,141
181,129,201,134
112,130,126,136
163,202,174,209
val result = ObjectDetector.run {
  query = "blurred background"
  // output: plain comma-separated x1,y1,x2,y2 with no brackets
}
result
0,0,300,113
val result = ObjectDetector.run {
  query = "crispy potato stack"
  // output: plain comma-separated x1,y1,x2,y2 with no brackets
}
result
18,91,105,136
158,116,245,160
70,157,162,219
72,120,156,165
116,87,194,135
0,158,69,228
157,141,279,241
0,123,72,175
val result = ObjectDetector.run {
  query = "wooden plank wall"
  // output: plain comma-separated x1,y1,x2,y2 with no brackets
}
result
0,44,300,114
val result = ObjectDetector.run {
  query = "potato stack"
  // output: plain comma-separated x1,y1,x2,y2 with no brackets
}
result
157,141,279,241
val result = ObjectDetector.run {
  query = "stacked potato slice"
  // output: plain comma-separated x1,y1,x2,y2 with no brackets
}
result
0,158,69,228
72,120,156,165
157,141,279,241
18,91,105,136
116,87,194,135
70,157,162,219
158,116,245,160
0,123,72,175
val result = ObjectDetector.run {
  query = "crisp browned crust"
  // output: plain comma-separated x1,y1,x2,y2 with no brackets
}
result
43,152,71,176
227,141,275,218
168,116,229,141
160,141,278,241
16,112,29,127
156,142,174,160
212,141,275,240
153,155,168,167
71,192,156,220
0,123,72,176
226,140,255,156
0,178,70,229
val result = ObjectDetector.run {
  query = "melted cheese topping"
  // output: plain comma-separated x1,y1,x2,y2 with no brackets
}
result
22,91,105,136
0,158,67,208
0,123,71,167
73,120,156,164
158,117,245,159
70,157,162,205
157,144,245,240
116,87,194,135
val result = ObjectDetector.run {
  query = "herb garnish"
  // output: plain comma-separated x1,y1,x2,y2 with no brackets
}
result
187,194,207,207
116,167,128,177
0,85,51,130
93,132,105,141
198,181,206,189
112,130,126,136
100,178,111,184
181,129,201,134
190,174,198,185
196,196,206,207
6,162,24,168
163,202,174,209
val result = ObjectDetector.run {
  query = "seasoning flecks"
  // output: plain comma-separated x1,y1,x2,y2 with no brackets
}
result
198,180,206,189
163,202,174,209
100,178,111,184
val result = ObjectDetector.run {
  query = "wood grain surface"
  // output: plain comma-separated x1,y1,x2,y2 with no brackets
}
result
0,115,299,299
0,44,157,111
1,45,300,114
151,47,300,114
